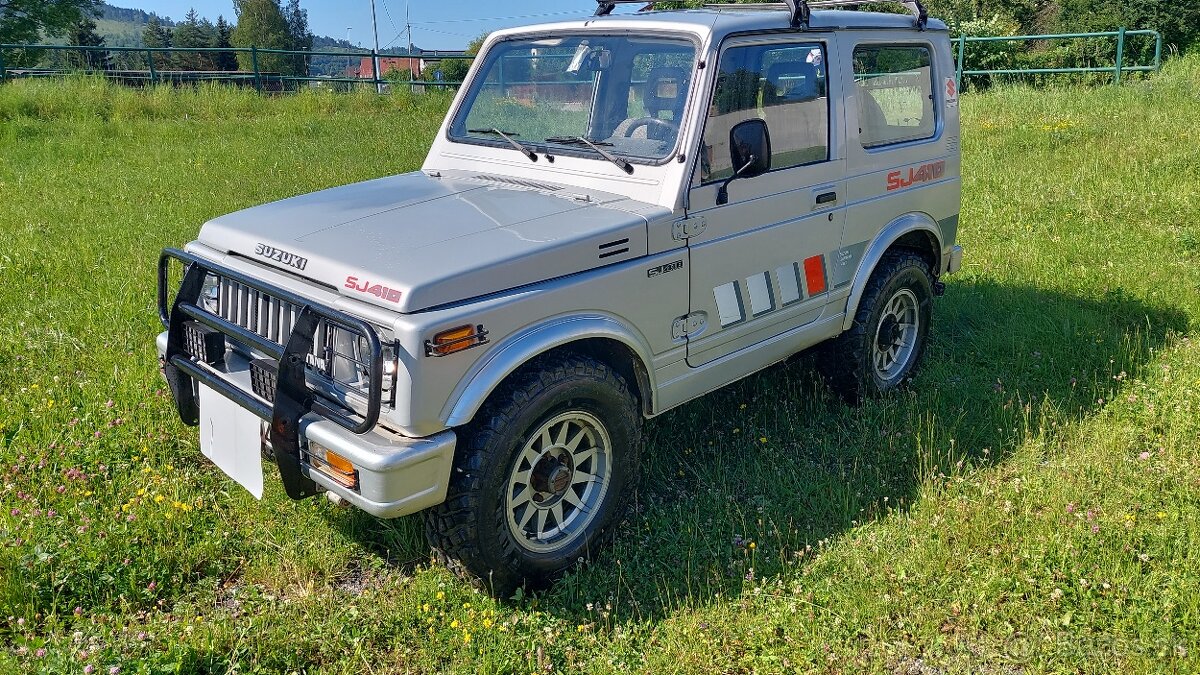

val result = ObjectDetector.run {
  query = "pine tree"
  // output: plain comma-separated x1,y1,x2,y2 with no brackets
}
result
142,15,173,71
231,0,291,77
142,16,172,48
212,16,238,71
283,0,313,79
173,9,216,70
66,15,107,70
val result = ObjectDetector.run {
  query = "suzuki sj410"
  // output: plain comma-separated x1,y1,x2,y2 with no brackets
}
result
158,0,963,593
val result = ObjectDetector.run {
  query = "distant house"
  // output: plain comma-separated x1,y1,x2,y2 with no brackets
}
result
346,47,468,80
350,56,422,79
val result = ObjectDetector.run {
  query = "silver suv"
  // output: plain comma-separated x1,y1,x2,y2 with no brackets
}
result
158,0,962,593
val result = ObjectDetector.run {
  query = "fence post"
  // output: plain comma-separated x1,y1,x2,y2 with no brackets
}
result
147,48,157,84
1153,31,1163,72
371,48,382,93
1114,26,1126,85
956,34,966,90
251,46,262,91
0,48,7,82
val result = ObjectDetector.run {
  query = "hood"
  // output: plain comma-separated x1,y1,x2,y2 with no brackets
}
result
197,171,649,313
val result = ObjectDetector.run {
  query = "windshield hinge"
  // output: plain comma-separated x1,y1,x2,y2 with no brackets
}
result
671,312,707,340
672,215,707,241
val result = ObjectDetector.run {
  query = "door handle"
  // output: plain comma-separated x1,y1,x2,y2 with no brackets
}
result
815,191,838,205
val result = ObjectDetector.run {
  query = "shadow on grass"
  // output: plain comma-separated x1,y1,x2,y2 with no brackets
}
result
329,278,1187,615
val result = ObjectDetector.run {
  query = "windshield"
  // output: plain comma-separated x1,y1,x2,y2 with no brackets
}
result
449,35,697,163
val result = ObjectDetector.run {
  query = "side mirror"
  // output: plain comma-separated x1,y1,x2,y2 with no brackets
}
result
717,119,772,205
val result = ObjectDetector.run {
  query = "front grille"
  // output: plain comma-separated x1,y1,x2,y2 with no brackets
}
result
205,275,391,405
217,277,330,358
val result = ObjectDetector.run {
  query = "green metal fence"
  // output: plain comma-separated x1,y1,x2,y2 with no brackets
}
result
954,28,1163,88
0,28,1166,92
0,43,427,90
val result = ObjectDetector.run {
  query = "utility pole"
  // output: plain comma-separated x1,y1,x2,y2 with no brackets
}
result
406,1,415,81
345,27,352,78
370,0,383,93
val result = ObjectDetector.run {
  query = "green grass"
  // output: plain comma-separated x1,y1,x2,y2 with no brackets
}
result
1,62,1199,673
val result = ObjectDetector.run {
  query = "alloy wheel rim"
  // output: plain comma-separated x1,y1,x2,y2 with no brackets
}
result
873,288,920,381
504,410,612,553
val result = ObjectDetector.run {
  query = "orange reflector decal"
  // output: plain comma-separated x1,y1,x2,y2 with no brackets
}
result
803,256,827,295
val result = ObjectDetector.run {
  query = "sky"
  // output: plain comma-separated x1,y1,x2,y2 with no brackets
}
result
128,0,619,51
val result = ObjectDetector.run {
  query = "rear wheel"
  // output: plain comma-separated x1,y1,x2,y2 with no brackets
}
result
425,353,641,596
821,251,933,402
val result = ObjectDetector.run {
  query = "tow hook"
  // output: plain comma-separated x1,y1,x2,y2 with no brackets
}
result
932,281,946,297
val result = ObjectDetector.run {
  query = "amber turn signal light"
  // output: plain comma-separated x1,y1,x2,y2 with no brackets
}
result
426,324,488,357
307,442,359,490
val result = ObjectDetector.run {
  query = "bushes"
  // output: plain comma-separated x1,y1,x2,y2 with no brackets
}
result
953,15,1023,91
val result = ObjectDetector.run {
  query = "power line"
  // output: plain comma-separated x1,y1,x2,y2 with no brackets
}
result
379,7,591,50
406,9,590,26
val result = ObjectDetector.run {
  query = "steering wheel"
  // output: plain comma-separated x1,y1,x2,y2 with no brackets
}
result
621,116,678,139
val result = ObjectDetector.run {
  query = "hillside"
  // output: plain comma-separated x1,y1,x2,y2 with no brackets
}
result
0,58,1198,673
95,3,362,52
94,3,174,48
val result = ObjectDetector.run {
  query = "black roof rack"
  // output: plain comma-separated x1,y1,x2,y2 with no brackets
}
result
595,0,928,30
594,1,657,16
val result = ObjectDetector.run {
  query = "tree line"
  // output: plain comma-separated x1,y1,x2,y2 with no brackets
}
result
7,0,1197,80
1,0,314,76
140,0,312,76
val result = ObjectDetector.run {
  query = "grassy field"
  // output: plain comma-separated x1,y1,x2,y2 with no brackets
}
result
1,61,1198,674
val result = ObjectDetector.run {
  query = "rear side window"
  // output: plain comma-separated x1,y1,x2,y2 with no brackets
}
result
699,41,829,184
853,45,936,148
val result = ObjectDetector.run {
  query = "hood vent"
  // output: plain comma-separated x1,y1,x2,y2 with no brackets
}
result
598,238,630,260
473,174,562,192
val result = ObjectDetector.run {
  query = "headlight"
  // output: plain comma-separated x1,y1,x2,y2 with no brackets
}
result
200,274,220,314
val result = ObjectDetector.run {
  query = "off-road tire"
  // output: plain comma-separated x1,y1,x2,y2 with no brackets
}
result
424,353,642,596
820,251,933,402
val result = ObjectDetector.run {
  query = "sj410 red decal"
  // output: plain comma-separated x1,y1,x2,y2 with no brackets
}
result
345,276,401,304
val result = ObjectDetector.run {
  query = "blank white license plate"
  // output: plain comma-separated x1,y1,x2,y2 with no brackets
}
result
198,384,265,499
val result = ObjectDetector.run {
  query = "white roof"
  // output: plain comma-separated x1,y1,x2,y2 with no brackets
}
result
491,8,947,44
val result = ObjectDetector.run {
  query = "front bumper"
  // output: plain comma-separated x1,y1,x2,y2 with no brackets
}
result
156,331,455,518
156,248,455,518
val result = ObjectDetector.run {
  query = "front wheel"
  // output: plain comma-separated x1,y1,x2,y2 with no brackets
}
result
425,353,641,595
820,251,933,402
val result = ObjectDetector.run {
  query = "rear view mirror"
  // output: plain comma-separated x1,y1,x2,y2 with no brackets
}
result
566,44,612,74
718,119,772,205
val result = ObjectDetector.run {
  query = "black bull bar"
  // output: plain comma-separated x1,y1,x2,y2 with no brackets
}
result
158,248,384,500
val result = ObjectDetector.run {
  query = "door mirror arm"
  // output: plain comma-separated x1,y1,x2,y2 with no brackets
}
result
716,156,756,206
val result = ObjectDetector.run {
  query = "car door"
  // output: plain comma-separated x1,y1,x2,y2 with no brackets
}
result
684,35,847,368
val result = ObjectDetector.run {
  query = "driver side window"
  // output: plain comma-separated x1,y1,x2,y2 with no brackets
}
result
699,41,829,184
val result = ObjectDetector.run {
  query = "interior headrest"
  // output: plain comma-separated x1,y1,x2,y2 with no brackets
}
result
643,66,688,116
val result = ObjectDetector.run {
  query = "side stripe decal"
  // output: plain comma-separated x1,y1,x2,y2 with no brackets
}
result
710,243,867,331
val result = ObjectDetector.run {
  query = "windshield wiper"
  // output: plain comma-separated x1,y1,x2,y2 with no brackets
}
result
544,136,633,174
467,128,538,163
544,135,613,146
